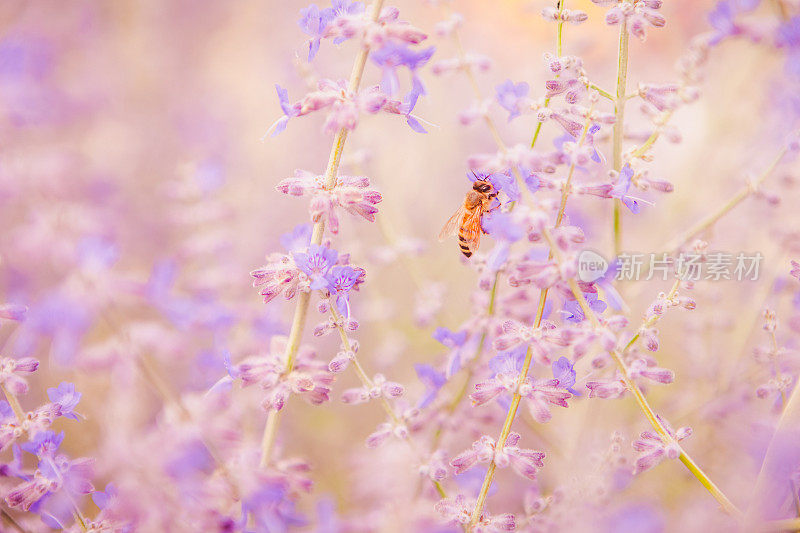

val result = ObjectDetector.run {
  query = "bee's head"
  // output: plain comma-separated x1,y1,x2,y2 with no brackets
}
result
472,179,495,195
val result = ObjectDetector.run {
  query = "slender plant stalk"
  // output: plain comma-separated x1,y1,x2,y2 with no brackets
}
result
259,0,386,467
1,383,25,421
631,110,674,159
467,114,594,528
531,1,567,148
466,296,545,528
612,19,629,256
425,0,567,443
590,83,615,101
327,301,447,499
662,144,790,252
434,0,569,424
541,228,743,518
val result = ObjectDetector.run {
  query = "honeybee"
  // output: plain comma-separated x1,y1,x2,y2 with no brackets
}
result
438,177,498,258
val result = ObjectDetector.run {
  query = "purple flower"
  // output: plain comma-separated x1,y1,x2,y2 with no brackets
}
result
450,432,545,480
611,164,642,214
5,472,52,511
495,79,529,121
21,431,64,457
433,327,468,376
0,444,25,478
244,480,308,532
586,378,627,399
598,0,666,40
331,0,365,17
325,265,366,316
545,76,588,104
299,5,336,61
267,84,301,137
13,294,92,365
414,364,447,408
493,320,565,359
555,124,604,164
398,87,428,133
0,357,39,395
482,212,524,242
633,418,691,473
226,336,334,412
629,358,674,384
293,244,339,290
342,373,404,405
265,79,431,136
251,253,303,304
551,357,580,396
489,346,526,376
433,327,468,348
471,347,527,407
325,265,363,293
34,455,94,519
436,495,515,530
594,257,626,311
276,170,382,233
371,42,435,95
47,382,82,420
490,171,522,202
92,484,118,510
563,292,607,323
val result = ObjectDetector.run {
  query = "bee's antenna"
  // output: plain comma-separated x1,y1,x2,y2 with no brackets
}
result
470,170,479,181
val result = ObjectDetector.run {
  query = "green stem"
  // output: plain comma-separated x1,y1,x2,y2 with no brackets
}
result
530,2,566,149
328,300,447,499
590,83,615,101
530,101,550,148
662,144,789,252
467,115,594,529
612,19,629,257
542,229,742,518
259,0,387,468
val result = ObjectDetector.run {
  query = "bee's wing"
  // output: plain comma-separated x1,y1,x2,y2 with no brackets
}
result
438,206,466,241
461,206,484,252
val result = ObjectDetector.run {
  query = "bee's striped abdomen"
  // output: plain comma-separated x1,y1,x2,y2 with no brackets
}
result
458,234,472,257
